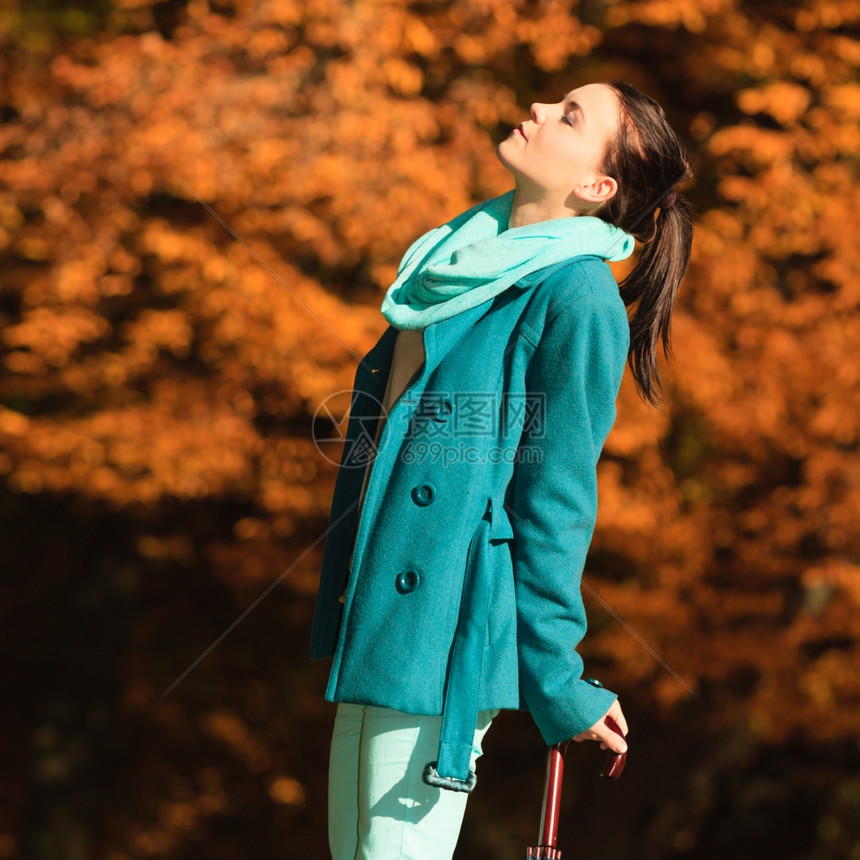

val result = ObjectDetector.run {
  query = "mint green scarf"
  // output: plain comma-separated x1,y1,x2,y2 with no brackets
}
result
380,190,635,330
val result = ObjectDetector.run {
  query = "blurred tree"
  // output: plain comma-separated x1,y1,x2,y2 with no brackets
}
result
0,0,858,856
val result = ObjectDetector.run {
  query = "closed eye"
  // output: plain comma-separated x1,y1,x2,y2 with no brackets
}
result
562,114,576,128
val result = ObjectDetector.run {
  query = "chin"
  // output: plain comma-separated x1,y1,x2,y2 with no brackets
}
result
495,139,518,174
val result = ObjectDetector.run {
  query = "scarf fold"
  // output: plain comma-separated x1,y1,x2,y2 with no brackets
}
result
380,190,635,330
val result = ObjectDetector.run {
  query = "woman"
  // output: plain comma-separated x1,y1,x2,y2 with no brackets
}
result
311,80,693,859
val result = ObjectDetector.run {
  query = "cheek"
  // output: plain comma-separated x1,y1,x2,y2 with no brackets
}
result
542,133,570,162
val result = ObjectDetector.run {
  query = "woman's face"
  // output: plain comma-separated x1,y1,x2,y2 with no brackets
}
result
497,83,620,213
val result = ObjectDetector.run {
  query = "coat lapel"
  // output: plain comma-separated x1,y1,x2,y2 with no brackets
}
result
354,325,397,404
354,295,497,401
343,298,499,574
422,297,495,378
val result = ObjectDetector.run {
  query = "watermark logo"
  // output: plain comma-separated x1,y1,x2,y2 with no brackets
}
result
311,389,546,467
407,392,546,439
401,440,544,466
311,390,386,468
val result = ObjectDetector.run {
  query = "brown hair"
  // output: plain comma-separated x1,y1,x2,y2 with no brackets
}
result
598,80,694,406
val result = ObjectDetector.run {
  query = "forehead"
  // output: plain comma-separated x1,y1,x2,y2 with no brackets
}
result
566,83,620,135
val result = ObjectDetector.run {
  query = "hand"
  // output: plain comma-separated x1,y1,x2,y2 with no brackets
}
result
572,698,628,754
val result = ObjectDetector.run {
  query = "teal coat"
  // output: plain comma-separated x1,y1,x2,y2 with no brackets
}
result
311,255,627,788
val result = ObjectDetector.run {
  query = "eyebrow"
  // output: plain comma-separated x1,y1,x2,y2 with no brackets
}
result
562,94,586,126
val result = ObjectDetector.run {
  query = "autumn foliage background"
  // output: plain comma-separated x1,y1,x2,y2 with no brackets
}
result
1,0,859,857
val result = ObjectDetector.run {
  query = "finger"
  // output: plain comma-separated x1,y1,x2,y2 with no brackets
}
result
603,700,627,735
606,734,628,755
596,723,628,754
606,713,628,740
606,700,629,737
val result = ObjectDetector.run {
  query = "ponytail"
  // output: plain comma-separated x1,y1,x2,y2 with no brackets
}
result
598,81,694,406
619,196,693,406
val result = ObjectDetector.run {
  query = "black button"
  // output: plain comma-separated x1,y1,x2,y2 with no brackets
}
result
411,483,435,506
395,569,420,594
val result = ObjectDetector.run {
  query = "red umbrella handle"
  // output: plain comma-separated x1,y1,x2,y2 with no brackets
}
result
600,716,627,781
527,718,627,859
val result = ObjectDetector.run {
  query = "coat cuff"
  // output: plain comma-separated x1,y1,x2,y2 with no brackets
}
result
531,679,618,746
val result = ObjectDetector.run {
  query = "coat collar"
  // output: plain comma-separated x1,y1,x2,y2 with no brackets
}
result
354,253,604,398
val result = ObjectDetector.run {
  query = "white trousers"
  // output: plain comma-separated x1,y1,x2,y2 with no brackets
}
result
328,703,498,860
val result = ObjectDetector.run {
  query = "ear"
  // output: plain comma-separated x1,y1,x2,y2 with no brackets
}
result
573,173,618,206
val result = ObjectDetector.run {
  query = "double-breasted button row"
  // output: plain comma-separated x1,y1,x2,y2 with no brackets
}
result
395,569,420,594
411,483,435,506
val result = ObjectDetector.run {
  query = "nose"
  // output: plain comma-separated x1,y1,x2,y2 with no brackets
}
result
530,102,546,123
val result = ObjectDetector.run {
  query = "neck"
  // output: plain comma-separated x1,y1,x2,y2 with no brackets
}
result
507,187,578,229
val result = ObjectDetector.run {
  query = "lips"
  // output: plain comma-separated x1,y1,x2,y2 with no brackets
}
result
517,123,527,140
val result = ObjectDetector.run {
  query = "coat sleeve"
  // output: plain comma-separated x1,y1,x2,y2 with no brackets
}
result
510,266,629,745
